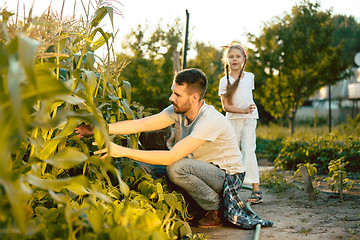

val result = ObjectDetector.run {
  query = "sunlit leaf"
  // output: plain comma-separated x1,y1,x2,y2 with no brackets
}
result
56,95,85,105
18,34,39,85
44,147,87,169
164,194,177,209
106,164,130,197
26,174,89,194
38,139,60,160
121,99,134,120
49,190,68,203
91,31,112,51
84,70,97,97
53,117,80,140
2,179,32,234
91,6,113,29
122,81,131,103
88,207,103,233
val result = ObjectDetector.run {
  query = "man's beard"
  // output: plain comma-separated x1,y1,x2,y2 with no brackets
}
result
173,100,191,114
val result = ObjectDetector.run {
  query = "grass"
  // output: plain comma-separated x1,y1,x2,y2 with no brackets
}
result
257,121,358,141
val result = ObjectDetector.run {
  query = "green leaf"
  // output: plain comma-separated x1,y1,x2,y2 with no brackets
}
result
88,207,103,233
49,190,69,203
44,147,87,169
121,99,134,120
122,81,131,103
18,34,40,85
91,32,112,51
84,70,97,97
164,194,177,209
39,139,61,160
106,164,129,197
0,44,9,67
91,6,113,29
56,95,85,105
26,174,89,194
53,117,81,140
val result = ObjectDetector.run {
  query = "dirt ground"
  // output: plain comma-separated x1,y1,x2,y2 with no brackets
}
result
192,161,360,240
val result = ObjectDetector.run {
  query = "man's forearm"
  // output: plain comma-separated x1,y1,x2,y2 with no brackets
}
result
108,112,174,135
116,146,178,166
108,120,141,135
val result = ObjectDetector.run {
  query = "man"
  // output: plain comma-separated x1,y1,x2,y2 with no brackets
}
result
76,68,246,228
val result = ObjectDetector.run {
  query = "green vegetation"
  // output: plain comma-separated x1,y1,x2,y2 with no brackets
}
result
246,1,360,134
0,2,194,239
325,157,354,194
294,163,318,178
260,170,292,193
274,135,360,174
1,0,359,238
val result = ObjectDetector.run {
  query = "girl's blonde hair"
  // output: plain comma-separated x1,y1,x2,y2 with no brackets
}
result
222,43,247,105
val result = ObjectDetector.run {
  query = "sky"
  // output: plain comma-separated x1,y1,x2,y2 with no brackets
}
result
2,0,359,54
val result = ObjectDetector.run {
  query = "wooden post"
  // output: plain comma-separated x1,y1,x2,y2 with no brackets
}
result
300,166,317,200
328,84,332,133
181,10,189,70
171,51,181,147
340,157,343,199
172,51,180,74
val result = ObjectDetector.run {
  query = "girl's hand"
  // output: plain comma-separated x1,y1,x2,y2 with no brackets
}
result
245,104,256,114
75,124,94,138
93,142,125,159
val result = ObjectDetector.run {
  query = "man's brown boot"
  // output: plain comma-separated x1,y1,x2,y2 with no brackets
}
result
197,210,222,228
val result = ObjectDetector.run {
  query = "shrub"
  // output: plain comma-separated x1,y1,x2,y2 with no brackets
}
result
274,135,359,174
260,170,292,193
256,137,284,162
325,157,354,194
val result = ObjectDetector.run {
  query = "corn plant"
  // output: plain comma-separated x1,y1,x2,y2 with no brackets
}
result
0,1,192,239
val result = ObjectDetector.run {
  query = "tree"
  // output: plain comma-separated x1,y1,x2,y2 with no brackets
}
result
117,19,183,112
187,42,223,111
246,1,348,134
331,14,360,66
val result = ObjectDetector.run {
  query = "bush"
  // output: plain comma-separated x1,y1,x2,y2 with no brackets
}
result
260,170,292,193
256,137,284,162
274,135,359,174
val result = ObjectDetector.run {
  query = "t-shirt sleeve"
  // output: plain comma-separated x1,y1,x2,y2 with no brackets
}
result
251,73,255,90
161,105,177,124
218,76,228,96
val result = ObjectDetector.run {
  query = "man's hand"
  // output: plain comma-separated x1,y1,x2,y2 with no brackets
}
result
75,124,94,138
93,142,124,159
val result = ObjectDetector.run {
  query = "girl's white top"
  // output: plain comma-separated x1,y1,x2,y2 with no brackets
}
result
218,71,259,119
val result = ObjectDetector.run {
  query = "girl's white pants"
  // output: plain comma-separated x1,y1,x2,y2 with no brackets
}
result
228,118,259,184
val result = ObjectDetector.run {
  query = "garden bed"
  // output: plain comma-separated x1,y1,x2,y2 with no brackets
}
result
192,162,360,240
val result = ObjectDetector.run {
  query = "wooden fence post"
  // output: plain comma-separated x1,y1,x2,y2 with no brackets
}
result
300,166,317,200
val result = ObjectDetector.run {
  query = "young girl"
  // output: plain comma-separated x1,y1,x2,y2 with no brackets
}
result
218,43,262,204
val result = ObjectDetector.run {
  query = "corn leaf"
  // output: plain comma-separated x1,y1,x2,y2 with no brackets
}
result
123,81,131,103
18,34,39,86
121,99,134,120
91,6,113,29
44,147,87,169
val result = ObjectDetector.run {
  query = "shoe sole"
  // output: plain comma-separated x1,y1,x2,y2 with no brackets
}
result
247,199,263,204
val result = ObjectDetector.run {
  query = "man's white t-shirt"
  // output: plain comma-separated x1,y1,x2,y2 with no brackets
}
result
218,72,259,119
162,102,246,175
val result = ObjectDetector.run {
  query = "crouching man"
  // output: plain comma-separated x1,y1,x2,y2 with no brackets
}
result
76,68,263,228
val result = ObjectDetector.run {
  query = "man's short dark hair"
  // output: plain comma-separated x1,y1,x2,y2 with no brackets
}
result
174,68,208,99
